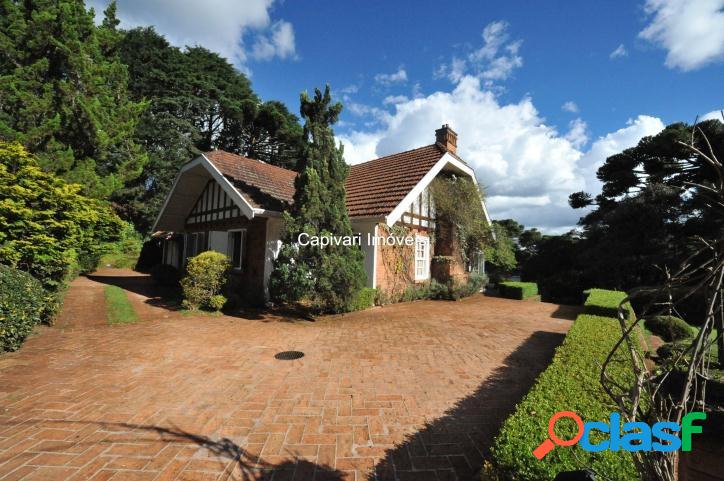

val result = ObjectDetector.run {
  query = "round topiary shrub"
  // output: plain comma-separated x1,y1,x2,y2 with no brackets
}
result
0,265,46,352
645,315,695,342
181,251,230,311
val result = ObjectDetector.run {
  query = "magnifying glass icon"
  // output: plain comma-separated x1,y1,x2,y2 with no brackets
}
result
533,411,584,460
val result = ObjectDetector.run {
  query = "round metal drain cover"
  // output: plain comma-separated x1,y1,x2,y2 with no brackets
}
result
274,350,305,360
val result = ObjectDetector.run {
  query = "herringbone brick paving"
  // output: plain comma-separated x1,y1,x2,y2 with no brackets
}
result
0,269,576,481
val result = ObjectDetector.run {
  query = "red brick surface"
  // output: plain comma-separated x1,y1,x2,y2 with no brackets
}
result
0,269,576,481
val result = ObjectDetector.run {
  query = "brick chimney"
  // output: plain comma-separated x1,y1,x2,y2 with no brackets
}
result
435,124,457,154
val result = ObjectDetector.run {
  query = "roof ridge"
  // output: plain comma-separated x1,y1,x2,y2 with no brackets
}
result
204,149,297,176
349,143,441,168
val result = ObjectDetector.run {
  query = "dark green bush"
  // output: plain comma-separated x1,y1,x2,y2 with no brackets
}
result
499,281,538,300
347,287,377,311
489,288,638,480
150,263,181,287
432,273,488,300
583,288,632,318
656,342,687,361
0,265,46,352
645,315,694,342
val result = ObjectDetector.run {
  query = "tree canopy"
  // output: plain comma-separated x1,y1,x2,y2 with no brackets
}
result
269,86,366,313
0,0,147,199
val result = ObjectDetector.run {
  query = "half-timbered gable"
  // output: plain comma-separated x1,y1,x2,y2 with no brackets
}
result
153,125,489,303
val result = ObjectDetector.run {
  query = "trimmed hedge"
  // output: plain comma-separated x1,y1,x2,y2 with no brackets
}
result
644,315,694,342
488,289,638,481
347,287,377,311
499,281,538,300
583,288,632,318
0,265,46,352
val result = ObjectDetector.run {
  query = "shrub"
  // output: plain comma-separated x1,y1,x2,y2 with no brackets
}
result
0,265,46,352
208,294,227,312
499,281,538,300
431,273,488,300
583,288,632,318
150,264,181,287
645,315,694,342
0,142,124,291
347,287,376,311
489,288,638,480
98,222,143,269
181,251,229,310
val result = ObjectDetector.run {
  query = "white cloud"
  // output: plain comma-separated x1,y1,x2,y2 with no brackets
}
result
338,76,664,233
88,0,295,65
436,21,523,84
374,67,408,85
562,101,580,113
702,109,724,121
383,95,409,105
565,118,589,149
639,0,724,70
610,43,628,59
250,21,296,60
578,115,665,197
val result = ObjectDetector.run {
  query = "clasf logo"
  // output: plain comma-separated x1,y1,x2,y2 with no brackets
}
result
533,411,707,459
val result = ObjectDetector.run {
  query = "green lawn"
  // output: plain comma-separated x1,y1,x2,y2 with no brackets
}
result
104,285,139,324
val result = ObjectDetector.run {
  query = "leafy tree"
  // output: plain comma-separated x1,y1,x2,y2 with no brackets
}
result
569,120,723,294
494,219,524,240
269,86,366,313
0,0,147,199
113,27,303,232
484,222,517,279
0,141,124,292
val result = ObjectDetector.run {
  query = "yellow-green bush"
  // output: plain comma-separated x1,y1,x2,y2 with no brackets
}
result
181,251,229,311
0,142,124,291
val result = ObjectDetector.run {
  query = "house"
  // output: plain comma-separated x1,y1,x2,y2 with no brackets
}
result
152,125,490,303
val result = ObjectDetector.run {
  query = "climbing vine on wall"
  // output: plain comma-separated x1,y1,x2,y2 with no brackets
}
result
378,224,416,300
428,175,491,263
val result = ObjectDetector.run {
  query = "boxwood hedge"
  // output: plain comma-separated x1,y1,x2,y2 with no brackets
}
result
0,265,46,352
499,281,538,300
583,288,631,318
487,289,639,481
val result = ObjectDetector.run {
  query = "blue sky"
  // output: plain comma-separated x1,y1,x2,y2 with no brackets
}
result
91,0,724,232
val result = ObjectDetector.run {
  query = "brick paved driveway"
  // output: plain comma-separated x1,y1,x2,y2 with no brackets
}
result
0,269,577,481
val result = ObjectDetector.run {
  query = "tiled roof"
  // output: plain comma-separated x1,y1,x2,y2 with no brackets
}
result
203,145,447,218
345,144,445,218
204,150,296,209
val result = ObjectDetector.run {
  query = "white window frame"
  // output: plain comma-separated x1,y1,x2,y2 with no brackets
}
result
414,235,430,281
227,229,247,271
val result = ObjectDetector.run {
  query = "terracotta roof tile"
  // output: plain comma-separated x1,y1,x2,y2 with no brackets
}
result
203,145,446,219
204,150,297,210
345,144,444,218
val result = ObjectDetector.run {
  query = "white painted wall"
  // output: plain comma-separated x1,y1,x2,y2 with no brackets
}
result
351,220,377,289
207,231,228,255
263,217,284,299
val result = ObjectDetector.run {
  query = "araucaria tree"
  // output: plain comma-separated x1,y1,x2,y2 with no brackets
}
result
269,86,366,313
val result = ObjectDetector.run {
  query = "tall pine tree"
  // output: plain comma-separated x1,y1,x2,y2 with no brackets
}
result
0,0,147,199
269,86,366,313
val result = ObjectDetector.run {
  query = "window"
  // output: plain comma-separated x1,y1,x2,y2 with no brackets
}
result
414,236,430,280
227,229,246,270
185,232,206,259
468,250,485,274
